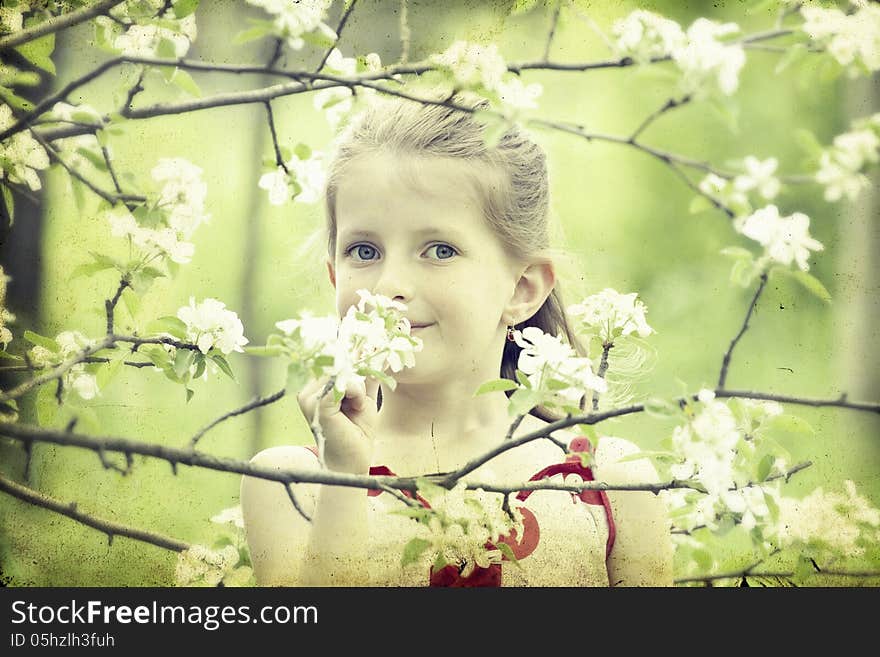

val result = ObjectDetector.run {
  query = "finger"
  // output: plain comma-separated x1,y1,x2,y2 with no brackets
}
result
343,378,367,412
365,377,380,402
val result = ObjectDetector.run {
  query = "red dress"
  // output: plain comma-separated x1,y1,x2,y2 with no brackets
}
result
305,437,616,587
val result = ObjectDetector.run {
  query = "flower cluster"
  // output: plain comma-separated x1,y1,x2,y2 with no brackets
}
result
773,480,880,559
662,390,788,535
245,0,336,51
258,147,326,205
97,0,199,58
815,113,880,202
27,331,100,401
174,544,252,587
799,2,880,78
611,11,746,98
0,105,49,192
274,289,422,399
177,297,249,355
511,326,607,412
568,288,654,344
698,156,781,218
429,41,543,113
313,48,383,130
107,158,210,265
0,3,23,34
733,205,824,272
400,479,526,576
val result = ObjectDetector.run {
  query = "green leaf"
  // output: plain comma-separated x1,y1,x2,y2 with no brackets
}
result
644,397,679,419
730,258,757,288
692,548,714,571
720,246,754,261
401,538,432,567
293,143,312,161
475,378,519,396
74,145,108,171
774,43,808,75
173,348,195,380
757,453,774,482
23,330,59,352
495,541,521,568
790,270,831,303
0,85,34,112
762,413,815,436
0,351,23,361
300,30,336,49
14,32,56,75
792,554,816,585
121,286,141,320
186,387,195,403
95,352,125,390
192,353,207,379
157,37,178,60
36,383,59,426
173,0,200,18
514,369,531,389
130,267,165,295
146,316,188,340
286,362,309,393
1,184,14,228
508,388,541,416
689,194,714,215
233,22,274,45
211,353,236,381
170,69,201,97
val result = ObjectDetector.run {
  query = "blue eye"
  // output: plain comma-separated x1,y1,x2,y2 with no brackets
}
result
348,244,379,261
425,244,458,260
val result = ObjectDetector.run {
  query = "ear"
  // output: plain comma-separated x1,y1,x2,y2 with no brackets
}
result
503,261,555,326
326,259,336,288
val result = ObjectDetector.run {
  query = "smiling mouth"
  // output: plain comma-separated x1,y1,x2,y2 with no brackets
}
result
410,324,433,331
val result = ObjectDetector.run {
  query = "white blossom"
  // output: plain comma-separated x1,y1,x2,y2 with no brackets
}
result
0,5,23,34
28,331,100,401
175,544,241,587
107,206,195,264
113,15,197,58
177,297,249,355
800,4,880,77
673,18,746,98
313,49,383,129
775,480,880,557
568,288,654,343
245,0,336,50
0,105,49,192
275,289,421,397
734,205,824,272
258,166,292,206
611,10,686,64
151,158,210,237
210,505,245,529
733,156,781,200
431,41,508,92
698,172,748,212
48,102,103,125
258,150,325,206
496,76,543,111
512,326,607,406
815,126,879,202
0,265,13,349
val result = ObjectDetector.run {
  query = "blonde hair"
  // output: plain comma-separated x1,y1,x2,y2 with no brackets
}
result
324,96,587,421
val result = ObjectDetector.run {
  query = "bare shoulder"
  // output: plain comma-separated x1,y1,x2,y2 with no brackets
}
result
249,444,320,470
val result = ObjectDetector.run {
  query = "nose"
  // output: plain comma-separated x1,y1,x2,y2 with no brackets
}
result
373,255,415,304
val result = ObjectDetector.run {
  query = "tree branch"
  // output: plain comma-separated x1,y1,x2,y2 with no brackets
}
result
630,95,692,142
0,472,189,553
718,271,769,389
592,342,613,411
264,101,287,171
542,1,563,62
105,277,130,335
0,0,127,50
187,387,286,450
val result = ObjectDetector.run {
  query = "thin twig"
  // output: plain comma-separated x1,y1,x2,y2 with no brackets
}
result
0,472,189,553
284,484,312,523
543,1,563,62
630,95,692,142
99,142,123,194
105,277,130,335
0,0,127,50
718,271,769,389
592,342,613,411
188,388,286,449
315,0,360,73
264,102,288,172
504,414,525,441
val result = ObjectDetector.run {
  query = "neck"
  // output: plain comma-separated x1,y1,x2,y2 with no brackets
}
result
374,375,514,474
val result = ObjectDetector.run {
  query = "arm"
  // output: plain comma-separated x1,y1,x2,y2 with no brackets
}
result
595,436,674,587
240,445,373,586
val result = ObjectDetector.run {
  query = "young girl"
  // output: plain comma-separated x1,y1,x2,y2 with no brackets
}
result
240,97,673,587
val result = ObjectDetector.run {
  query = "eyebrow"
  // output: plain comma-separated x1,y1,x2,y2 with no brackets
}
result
338,227,468,242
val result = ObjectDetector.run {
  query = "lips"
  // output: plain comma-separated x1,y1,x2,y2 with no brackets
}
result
410,323,433,331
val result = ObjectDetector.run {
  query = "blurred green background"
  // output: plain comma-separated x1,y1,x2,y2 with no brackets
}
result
0,0,877,585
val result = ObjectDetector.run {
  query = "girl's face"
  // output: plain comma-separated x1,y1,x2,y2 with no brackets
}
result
330,151,522,384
